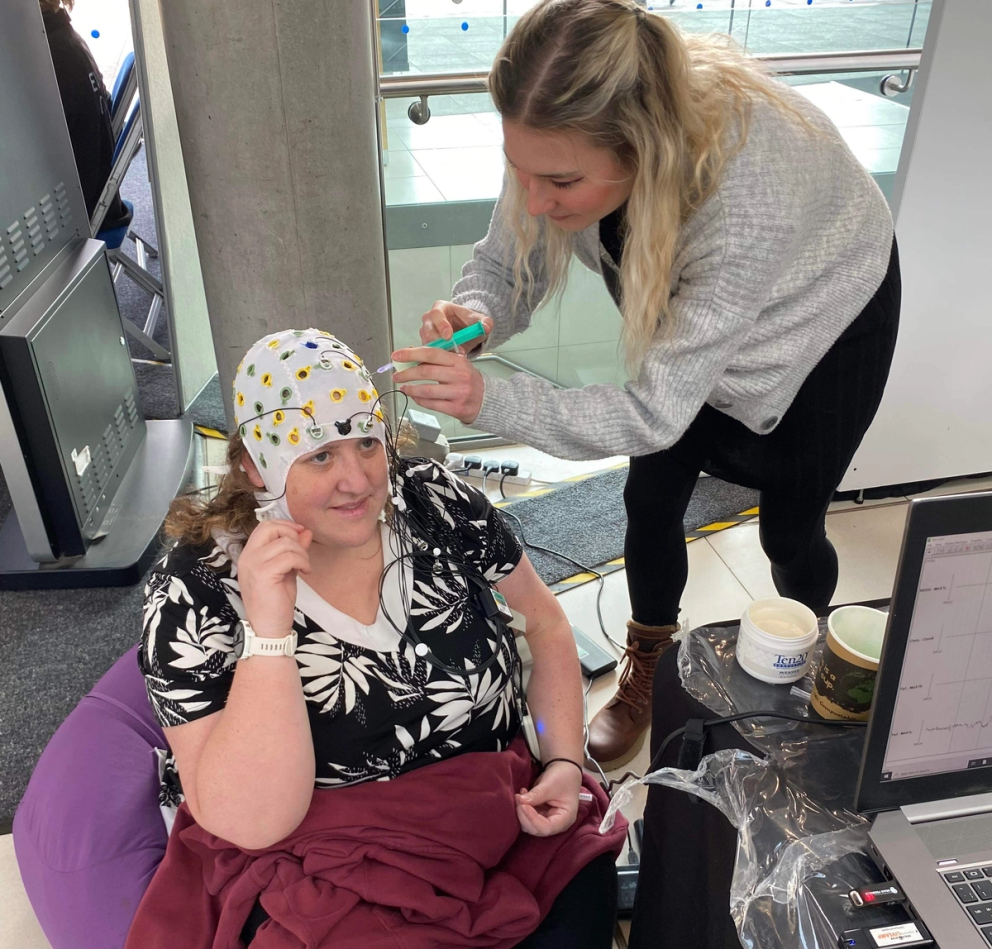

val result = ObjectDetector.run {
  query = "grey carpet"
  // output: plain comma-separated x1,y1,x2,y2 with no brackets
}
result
501,468,760,586
0,572,151,824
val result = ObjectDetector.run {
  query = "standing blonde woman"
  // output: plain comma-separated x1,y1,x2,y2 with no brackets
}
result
394,0,899,770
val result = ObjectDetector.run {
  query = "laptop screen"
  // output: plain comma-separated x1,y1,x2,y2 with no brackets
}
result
881,529,992,783
856,492,992,813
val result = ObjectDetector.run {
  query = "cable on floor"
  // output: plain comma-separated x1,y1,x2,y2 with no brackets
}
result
497,473,624,652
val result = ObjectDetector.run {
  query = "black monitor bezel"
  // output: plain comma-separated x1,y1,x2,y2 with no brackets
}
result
856,491,992,813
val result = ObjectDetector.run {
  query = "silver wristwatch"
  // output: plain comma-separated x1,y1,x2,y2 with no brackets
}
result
232,619,297,660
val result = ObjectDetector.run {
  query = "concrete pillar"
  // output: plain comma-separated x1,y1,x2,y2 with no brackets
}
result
156,0,389,427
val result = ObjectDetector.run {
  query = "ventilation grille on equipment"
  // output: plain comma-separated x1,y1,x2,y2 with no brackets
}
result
54,181,71,232
76,388,140,522
2,182,71,288
124,388,139,427
43,359,62,403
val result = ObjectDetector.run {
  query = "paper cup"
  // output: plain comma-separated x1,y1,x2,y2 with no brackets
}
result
810,606,887,721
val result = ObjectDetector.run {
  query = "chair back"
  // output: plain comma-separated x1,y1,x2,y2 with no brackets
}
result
112,100,140,166
92,100,142,237
109,52,137,141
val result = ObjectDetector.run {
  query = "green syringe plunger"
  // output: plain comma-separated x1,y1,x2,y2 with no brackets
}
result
376,320,487,374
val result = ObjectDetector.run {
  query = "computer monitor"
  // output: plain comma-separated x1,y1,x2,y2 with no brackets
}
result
856,491,992,813
0,239,146,562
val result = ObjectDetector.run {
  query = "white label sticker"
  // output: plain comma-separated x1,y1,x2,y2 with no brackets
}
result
71,445,91,477
869,922,924,946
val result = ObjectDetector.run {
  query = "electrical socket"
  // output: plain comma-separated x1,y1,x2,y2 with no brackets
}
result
500,471,532,487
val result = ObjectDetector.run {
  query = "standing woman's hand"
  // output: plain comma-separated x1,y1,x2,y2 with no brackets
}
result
391,347,486,424
236,521,312,637
420,300,493,350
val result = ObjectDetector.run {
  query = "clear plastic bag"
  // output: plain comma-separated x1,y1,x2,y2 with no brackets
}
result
601,625,902,949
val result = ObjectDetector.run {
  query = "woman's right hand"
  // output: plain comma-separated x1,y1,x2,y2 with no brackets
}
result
420,300,493,351
236,520,312,637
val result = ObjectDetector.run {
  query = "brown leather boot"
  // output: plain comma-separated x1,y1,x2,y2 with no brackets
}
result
586,620,680,771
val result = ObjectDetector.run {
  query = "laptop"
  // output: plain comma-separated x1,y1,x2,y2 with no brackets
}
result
855,490,992,948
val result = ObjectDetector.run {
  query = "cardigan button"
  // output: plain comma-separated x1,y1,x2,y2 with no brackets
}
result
713,400,733,409
762,416,779,431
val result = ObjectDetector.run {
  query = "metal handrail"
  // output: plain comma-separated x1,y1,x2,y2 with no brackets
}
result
378,48,922,99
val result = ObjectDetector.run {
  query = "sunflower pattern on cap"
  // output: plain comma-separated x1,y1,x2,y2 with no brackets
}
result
233,329,385,501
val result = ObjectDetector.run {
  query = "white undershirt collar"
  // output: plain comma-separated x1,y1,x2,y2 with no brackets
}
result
294,521,412,652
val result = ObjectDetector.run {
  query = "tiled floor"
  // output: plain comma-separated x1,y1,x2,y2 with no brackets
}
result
7,445,986,949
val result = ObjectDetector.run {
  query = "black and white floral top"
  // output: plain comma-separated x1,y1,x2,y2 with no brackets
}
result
139,460,523,808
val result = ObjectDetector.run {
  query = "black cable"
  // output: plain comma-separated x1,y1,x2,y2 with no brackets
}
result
604,710,867,794
366,389,518,682
498,473,623,651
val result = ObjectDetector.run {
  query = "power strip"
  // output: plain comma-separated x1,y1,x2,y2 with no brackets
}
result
463,469,532,487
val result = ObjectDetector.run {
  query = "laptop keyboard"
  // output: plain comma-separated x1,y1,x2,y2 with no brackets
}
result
942,865,992,943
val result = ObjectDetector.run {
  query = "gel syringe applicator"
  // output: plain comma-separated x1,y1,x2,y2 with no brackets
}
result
376,320,487,374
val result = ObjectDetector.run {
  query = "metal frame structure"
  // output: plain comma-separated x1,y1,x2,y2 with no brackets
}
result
379,48,924,114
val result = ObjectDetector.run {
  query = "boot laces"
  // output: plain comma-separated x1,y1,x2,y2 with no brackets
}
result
613,641,666,711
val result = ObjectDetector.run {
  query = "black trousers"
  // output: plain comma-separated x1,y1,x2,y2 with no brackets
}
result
241,852,618,948
624,240,901,625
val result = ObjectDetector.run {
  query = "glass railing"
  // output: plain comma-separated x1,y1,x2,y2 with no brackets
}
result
376,0,930,444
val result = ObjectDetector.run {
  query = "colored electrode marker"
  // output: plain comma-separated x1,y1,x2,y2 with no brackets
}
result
376,320,487,374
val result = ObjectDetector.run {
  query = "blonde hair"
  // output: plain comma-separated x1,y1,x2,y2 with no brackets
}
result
490,0,809,373
39,0,74,13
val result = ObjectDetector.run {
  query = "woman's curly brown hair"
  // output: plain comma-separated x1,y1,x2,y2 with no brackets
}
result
163,437,262,547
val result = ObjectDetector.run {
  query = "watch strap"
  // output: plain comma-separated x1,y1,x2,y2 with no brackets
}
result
240,621,297,658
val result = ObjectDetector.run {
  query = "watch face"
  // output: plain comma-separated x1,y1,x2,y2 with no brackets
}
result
233,621,246,659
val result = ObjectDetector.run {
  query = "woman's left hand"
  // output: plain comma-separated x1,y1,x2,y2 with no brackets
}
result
515,761,582,836
391,346,485,424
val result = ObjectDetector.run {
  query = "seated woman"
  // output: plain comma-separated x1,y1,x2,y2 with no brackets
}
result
126,328,624,949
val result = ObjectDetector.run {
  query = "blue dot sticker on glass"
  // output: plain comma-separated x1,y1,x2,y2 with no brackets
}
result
91,29,100,38
461,21,469,31
401,23,409,34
